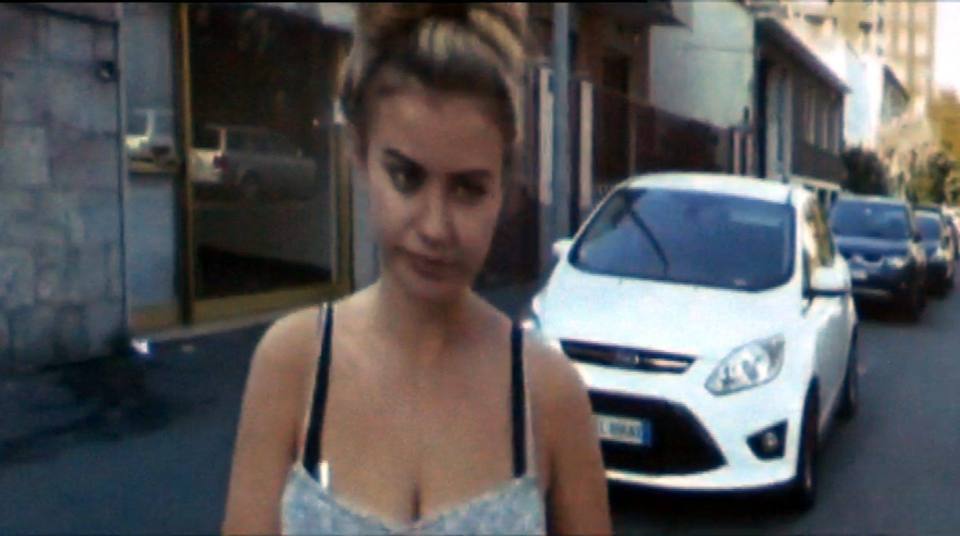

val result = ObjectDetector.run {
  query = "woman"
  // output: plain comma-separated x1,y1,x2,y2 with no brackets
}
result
221,4,611,534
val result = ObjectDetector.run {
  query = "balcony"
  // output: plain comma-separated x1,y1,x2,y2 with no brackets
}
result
793,141,847,184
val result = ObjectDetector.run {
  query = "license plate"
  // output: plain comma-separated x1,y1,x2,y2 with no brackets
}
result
596,415,652,446
851,269,868,281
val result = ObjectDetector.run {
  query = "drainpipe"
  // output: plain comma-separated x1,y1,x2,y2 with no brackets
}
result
552,2,571,239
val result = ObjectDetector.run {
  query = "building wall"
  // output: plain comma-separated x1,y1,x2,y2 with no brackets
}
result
884,0,937,104
650,0,756,129
845,52,886,149
0,4,125,369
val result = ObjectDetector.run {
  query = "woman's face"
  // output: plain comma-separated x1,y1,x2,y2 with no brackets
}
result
360,87,506,304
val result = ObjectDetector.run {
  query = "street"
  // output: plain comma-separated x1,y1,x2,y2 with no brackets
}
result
1,286,959,534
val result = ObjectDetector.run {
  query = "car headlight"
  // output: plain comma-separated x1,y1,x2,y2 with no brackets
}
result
886,255,909,269
705,334,785,396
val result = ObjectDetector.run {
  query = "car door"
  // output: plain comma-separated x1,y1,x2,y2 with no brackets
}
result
803,199,849,415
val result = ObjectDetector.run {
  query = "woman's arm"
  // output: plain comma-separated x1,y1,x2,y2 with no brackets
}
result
221,311,317,535
532,345,613,535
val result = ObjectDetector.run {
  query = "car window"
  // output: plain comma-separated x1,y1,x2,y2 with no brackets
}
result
155,113,173,136
830,200,911,240
226,131,249,151
916,214,943,241
128,111,148,135
571,188,795,291
194,127,220,149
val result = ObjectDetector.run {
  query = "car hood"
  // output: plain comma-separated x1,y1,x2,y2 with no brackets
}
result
537,263,793,362
834,235,910,257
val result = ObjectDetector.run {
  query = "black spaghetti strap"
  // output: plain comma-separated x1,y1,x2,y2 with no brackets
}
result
303,303,334,479
511,322,527,478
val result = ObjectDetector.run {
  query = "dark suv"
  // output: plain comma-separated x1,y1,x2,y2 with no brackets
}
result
830,195,927,320
914,205,957,294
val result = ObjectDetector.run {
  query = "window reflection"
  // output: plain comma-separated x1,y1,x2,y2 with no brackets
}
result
186,3,343,300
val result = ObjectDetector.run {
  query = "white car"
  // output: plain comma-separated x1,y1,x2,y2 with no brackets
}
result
189,125,318,200
125,108,178,167
525,173,859,510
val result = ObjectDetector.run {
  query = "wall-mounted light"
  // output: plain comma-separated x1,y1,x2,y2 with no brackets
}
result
96,60,117,83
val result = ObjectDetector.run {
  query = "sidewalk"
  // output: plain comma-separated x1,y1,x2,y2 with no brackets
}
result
0,281,543,534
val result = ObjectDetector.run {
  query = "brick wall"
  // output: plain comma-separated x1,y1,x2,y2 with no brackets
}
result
0,4,124,370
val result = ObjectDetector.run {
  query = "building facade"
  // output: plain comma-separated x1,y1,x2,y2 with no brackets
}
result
1,4,126,370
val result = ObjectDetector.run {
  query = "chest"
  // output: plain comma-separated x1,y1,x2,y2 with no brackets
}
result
295,345,544,525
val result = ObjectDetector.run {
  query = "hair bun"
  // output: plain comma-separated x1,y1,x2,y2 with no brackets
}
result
357,3,467,44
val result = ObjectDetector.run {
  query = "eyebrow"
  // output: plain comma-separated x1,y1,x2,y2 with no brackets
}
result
382,148,493,181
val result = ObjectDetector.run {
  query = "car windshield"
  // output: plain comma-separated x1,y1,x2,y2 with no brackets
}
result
830,200,911,240
155,114,173,135
570,188,794,291
194,127,220,149
127,111,148,135
917,214,942,241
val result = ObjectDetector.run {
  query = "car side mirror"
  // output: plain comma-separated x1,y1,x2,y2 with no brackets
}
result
552,238,573,260
810,266,849,297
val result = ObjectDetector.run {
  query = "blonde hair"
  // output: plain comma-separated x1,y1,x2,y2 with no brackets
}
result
339,3,528,174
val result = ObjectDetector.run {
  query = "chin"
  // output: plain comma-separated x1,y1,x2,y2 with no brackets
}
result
398,265,472,305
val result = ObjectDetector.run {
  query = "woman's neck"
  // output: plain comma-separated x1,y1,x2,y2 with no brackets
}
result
368,273,475,365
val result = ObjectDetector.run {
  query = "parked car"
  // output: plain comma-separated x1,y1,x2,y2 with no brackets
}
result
188,124,318,200
829,195,928,321
524,173,859,510
125,108,178,167
915,203,960,256
914,209,956,295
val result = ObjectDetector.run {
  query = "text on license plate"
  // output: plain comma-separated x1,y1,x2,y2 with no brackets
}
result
851,269,868,281
596,415,652,446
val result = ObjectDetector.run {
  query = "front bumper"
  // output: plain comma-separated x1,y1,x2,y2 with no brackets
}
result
846,260,916,302
927,258,950,282
575,362,804,492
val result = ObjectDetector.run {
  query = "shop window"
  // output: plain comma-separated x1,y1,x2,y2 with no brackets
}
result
186,4,345,303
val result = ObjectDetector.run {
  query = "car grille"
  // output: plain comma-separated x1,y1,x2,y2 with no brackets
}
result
562,340,694,374
590,391,726,475
842,251,884,263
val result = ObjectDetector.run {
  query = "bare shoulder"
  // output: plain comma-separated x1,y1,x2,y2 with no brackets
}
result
251,305,324,379
523,333,612,534
524,334,590,413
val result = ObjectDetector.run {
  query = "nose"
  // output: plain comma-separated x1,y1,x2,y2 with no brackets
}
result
415,184,454,248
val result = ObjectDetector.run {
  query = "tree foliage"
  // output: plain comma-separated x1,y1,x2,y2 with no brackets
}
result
907,150,957,204
841,148,889,196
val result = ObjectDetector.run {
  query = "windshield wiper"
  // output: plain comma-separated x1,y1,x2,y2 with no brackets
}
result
627,208,670,276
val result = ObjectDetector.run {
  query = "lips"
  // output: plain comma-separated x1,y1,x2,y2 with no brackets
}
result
403,250,457,281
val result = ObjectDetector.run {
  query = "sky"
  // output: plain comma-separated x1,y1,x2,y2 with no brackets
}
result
935,1,960,92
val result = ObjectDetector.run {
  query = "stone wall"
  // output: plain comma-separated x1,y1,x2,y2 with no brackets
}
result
0,4,124,370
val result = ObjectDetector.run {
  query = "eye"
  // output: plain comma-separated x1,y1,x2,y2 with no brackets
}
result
452,179,488,203
386,164,423,194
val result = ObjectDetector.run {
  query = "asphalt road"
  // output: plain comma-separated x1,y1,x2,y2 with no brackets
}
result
612,285,960,535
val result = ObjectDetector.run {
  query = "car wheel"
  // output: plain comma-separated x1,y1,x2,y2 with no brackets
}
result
838,337,859,420
785,389,818,511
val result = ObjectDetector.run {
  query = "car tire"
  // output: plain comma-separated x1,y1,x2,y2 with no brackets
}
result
784,389,819,512
838,336,859,420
